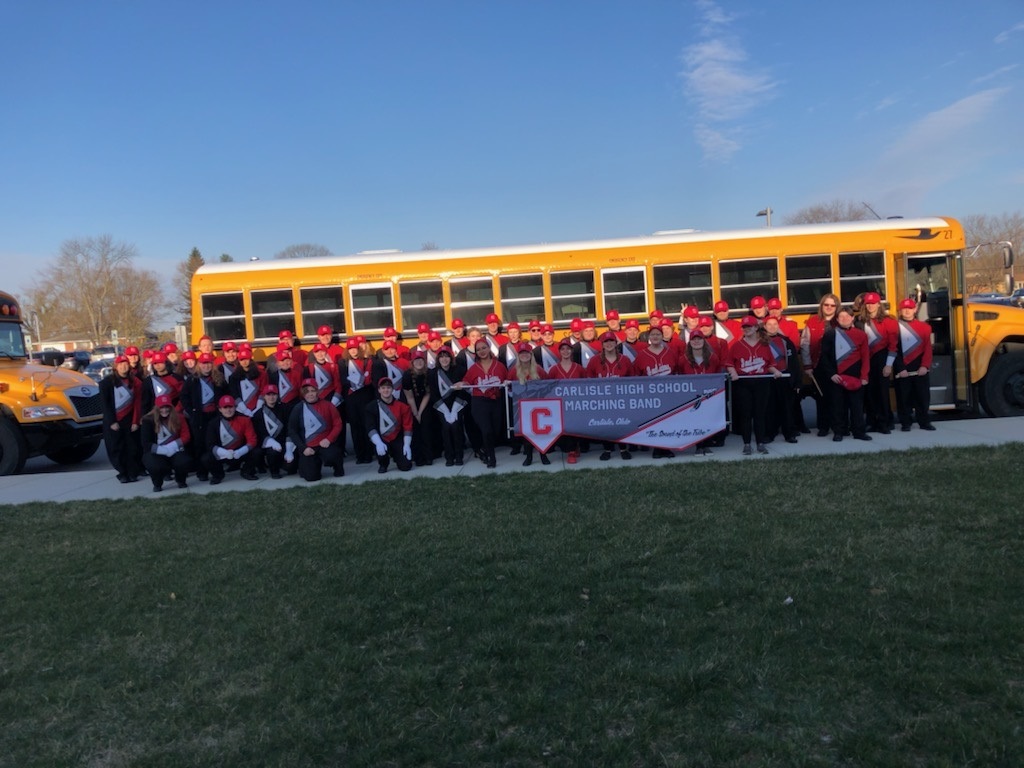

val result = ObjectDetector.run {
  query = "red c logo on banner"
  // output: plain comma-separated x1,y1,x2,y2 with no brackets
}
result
530,407,553,435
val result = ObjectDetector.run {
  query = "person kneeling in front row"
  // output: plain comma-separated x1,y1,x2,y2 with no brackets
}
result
365,377,413,474
288,378,345,482
203,395,258,484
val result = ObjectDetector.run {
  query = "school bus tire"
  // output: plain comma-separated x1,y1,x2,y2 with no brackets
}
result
45,440,102,466
0,417,29,476
980,350,1024,418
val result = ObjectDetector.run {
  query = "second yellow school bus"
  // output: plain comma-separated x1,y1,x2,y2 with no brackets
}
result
192,217,1024,416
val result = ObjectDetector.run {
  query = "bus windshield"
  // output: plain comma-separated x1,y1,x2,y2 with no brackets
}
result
0,323,28,359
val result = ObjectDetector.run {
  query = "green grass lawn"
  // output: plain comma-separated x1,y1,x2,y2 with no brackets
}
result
2,445,1023,767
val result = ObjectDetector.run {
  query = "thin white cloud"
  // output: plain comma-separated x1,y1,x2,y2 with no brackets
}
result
875,95,899,112
681,0,776,162
849,88,1010,212
994,22,1024,44
972,64,1019,84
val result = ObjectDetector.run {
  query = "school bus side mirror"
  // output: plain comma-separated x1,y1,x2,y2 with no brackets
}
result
1003,243,1014,270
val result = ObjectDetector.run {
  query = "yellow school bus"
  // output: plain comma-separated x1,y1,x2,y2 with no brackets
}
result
191,217,1024,416
0,291,104,474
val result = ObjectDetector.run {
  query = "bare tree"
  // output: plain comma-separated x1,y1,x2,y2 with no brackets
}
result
961,212,1024,293
783,200,876,225
421,241,440,251
22,235,165,345
219,253,234,263
274,243,331,260
174,247,205,326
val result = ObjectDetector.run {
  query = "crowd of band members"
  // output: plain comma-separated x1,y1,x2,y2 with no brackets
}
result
98,294,934,491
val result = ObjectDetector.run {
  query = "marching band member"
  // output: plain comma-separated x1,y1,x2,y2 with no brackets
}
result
141,394,192,491
604,309,626,340
801,293,841,437
857,292,899,434
507,342,550,466
587,331,635,461
101,354,143,483
343,337,376,463
712,300,742,345
428,347,468,466
533,323,559,373
403,350,439,465
229,348,268,417
306,342,344,411
180,351,226,482
457,338,508,468
316,324,346,362
635,322,678,458
202,394,258,484
820,306,871,442
140,350,183,415
726,316,781,456
366,377,414,474
288,378,345,481
679,328,724,455
763,316,801,444
894,298,936,432
252,384,294,478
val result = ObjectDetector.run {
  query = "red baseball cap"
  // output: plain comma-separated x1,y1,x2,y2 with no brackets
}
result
698,316,714,328
506,321,520,331
606,309,620,320
278,330,293,339
155,394,173,408
899,298,917,310
300,378,318,390
750,296,766,309
417,322,431,334
683,306,700,319
714,300,730,313
218,395,236,408
599,331,618,343
624,319,640,329
381,339,397,351
317,325,332,335
411,350,426,361
741,315,760,327
864,292,882,304
125,346,140,356
485,313,501,324
162,342,178,354
222,341,237,352
570,318,584,332
767,298,783,310
346,338,360,349
274,350,292,361
238,348,253,360
427,331,442,342
261,384,279,395
451,318,465,329
198,352,215,364
151,352,167,364
312,343,328,353
517,342,533,353
384,326,398,337
181,350,197,361
541,323,554,334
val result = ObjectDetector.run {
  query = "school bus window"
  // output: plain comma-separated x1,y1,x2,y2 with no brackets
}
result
550,270,595,324
838,251,885,303
653,262,714,313
300,286,345,337
719,258,778,312
350,284,395,332
785,254,832,309
602,267,646,316
450,277,494,327
201,292,247,341
499,274,545,324
251,289,295,341
399,280,445,332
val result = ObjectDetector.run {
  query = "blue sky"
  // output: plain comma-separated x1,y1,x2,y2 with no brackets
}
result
1,0,1021,306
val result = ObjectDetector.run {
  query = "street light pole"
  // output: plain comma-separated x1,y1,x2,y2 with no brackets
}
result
756,207,773,227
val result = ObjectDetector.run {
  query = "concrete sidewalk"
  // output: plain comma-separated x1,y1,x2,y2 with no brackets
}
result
1,414,1020,506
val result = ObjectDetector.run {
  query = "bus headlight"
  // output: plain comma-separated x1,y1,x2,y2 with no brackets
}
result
22,405,69,419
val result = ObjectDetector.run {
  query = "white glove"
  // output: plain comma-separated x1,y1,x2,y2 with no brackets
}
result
284,440,295,463
371,434,387,456
402,435,412,461
234,445,249,458
213,446,230,460
263,437,282,452
331,394,342,407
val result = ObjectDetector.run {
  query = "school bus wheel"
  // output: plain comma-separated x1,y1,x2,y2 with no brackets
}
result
981,350,1024,418
0,417,29,476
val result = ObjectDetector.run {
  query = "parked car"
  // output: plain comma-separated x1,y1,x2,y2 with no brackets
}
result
82,360,113,383
90,345,124,361
60,350,93,371
970,291,1024,308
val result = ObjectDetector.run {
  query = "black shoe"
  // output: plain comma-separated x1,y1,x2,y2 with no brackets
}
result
152,484,163,493
333,468,345,477
486,459,497,469
241,471,258,481
785,436,799,444
799,427,811,434
210,477,222,485
742,444,752,455
270,470,282,479
197,473,209,482
445,459,455,467
817,429,829,437
920,423,936,431
599,451,612,461
176,480,188,489
510,446,522,456
901,425,912,432
454,458,464,466
117,474,128,484
620,450,632,460
127,476,139,483
853,434,872,441
540,454,551,465
378,466,387,474
833,435,843,442
878,427,891,435
756,443,768,454
356,458,373,465
522,456,533,466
